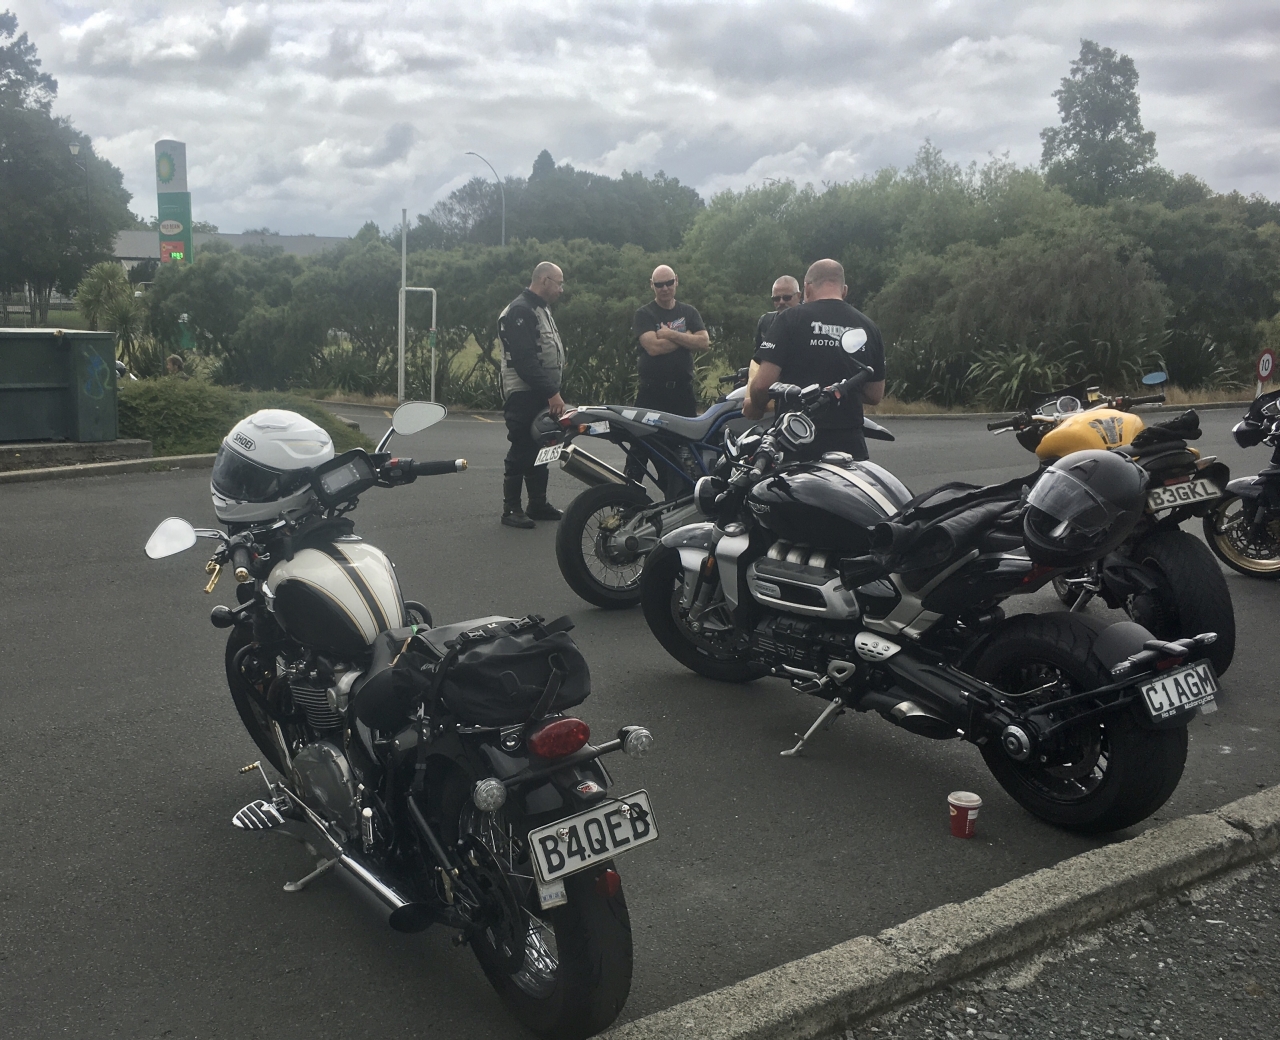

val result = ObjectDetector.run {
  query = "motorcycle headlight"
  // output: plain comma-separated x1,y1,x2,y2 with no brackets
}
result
694,476,727,518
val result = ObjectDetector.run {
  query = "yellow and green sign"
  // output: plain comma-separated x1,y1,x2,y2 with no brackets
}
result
155,140,192,264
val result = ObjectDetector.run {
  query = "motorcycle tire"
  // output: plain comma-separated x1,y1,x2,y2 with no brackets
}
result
437,772,633,1040
639,544,768,683
224,628,291,775
1125,529,1236,675
1202,494,1280,579
974,612,1187,834
556,482,654,609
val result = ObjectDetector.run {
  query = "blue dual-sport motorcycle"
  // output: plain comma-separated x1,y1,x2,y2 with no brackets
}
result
534,372,893,608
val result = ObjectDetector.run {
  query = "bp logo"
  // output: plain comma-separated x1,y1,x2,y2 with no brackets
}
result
233,432,256,452
156,151,177,185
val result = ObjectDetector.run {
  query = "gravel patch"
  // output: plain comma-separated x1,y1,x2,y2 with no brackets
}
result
836,855,1280,1040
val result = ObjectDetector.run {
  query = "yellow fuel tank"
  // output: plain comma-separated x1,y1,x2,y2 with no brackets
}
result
1036,408,1146,461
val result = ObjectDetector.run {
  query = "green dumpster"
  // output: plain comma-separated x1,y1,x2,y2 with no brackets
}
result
0,329,118,442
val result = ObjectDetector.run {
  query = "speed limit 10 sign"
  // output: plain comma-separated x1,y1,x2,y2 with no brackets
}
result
1259,349,1276,383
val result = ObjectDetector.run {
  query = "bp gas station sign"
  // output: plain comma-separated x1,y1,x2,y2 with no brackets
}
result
155,140,192,264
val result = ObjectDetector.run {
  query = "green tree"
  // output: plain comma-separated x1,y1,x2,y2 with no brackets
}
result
75,260,130,330
1041,40,1159,205
0,9,55,110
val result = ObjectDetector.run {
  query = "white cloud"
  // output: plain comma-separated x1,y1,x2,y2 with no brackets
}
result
6,0,1277,236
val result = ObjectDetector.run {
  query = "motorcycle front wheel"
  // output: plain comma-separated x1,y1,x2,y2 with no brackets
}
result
1202,494,1280,579
439,775,633,1040
973,613,1187,834
556,482,654,609
639,544,768,683
1124,529,1235,674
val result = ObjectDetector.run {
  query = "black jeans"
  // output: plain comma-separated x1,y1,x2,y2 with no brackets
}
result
626,381,699,492
503,390,551,509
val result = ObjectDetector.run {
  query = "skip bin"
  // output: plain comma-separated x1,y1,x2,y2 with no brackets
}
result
0,329,118,442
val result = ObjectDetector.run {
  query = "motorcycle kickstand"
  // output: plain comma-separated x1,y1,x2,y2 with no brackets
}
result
1070,588,1096,612
781,696,845,757
283,856,339,893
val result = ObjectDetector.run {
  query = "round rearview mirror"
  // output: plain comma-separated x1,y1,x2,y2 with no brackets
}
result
840,328,868,354
1141,371,1169,386
392,401,447,436
146,517,197,559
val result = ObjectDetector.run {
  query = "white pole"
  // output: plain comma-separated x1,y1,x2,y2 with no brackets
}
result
430,288,438,403
398,208,407,402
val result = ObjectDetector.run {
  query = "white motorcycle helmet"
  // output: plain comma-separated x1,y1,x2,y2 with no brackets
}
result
211,409,334,523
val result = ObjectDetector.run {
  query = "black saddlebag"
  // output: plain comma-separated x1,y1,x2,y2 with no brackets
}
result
435,615,590,727
351,626,435,731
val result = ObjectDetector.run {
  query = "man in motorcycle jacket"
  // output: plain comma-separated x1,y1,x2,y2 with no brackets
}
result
744,258,886,460
498,262,567,529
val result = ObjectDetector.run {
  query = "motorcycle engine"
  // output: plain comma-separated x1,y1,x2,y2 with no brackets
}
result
751,615,859,675
291,741,360,836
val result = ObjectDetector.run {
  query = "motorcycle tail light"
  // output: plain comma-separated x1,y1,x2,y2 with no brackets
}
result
596,868,622,897
527,717,591,759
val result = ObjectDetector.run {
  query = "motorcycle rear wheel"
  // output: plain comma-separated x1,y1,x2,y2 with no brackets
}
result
1202,494,1280,579
639,544,768,683
439,774,633,1039
973,613,1187,834
1125,529,1235,674
556,483,654,609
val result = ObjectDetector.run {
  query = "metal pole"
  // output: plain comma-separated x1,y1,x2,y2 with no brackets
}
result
465,151,505,247
430,288,437,403
398,209,407,402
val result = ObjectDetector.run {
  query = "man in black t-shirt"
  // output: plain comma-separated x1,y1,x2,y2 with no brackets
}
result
631,265,710,417
752,274,802,352
745,259,886,460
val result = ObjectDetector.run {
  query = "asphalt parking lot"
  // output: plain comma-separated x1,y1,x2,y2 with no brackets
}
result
1,404,1276,1039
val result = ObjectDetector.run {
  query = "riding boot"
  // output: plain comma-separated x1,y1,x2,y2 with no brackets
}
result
524,467,562,521
501,475,534,528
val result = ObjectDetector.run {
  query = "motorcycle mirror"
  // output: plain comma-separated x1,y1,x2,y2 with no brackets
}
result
391,401,447,436
1141,371,1169,387
840,328,868,355
145,517,198,559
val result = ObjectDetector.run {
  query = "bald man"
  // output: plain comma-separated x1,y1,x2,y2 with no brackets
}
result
745,259,886,460
753,275,801,352
497,261,567,528
631,265,711,418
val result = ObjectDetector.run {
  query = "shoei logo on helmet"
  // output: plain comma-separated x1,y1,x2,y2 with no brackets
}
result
233,432,256,451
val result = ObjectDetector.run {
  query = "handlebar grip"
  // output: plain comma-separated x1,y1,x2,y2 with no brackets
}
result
229,544,252,583
987,417,1018,431
1126,394,1166,407
411,459,468,476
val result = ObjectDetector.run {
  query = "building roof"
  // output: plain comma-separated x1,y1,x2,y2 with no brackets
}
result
114,230,350,261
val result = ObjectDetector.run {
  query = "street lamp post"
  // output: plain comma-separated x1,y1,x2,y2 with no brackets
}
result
465,151,505,247
69,142,91,250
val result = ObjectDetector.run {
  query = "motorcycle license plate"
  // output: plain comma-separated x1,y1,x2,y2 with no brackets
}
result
528,790,658,885
1146,478,1220,512
534,445,563,466
1139,661,1219,721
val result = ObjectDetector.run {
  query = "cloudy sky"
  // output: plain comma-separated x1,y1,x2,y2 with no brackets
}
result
12,1,1279,236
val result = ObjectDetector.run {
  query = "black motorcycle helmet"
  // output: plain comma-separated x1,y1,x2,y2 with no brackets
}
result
1023,449,1147,568
529,408,565,446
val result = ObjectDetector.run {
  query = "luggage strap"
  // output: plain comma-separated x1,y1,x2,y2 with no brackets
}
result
525,653,569,731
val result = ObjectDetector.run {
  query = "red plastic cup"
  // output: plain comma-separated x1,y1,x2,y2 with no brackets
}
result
948,791,983,838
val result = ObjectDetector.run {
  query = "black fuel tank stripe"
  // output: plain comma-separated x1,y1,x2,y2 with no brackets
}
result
316,544,393,634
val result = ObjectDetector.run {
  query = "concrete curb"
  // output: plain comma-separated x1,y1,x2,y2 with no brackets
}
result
603,785,1280,1040
0,453,216,485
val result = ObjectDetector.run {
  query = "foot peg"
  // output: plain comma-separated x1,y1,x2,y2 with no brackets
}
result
283,857,338,893
233,799,287,830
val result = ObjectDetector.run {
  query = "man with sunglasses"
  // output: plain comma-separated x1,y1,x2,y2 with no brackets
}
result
753,275,801,352
631,265,710,418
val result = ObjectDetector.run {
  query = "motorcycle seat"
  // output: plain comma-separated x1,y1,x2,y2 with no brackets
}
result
595,400,739,441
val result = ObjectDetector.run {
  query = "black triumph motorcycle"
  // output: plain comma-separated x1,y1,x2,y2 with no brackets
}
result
640,364,1220,833
1203,388,1280,578
145,402,656,1040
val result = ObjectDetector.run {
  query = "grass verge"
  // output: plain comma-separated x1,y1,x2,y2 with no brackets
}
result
119,379,375,457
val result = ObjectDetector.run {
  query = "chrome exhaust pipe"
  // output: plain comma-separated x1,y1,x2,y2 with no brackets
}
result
560,442,632,487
